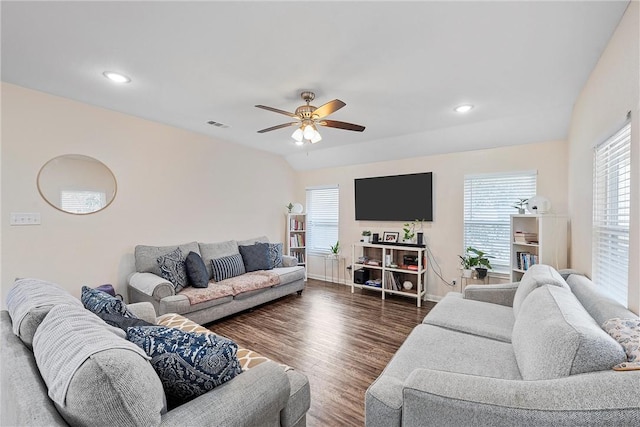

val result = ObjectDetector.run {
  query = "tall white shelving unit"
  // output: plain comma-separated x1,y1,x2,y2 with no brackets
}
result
286,213,307,278
510,214,568,282
351,242,428,307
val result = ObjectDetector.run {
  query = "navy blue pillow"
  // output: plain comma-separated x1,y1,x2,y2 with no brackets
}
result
268,243,283,268
211,254,246,282
127,326,242,408
157,247,189,292
97,312,154,331
185,251,209,288
239,242,271,272
81,286,136,319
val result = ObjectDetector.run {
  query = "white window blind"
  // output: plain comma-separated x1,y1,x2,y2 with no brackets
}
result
306,186,339,255
60,190,106,214
464,171,537,272
593,122,631,307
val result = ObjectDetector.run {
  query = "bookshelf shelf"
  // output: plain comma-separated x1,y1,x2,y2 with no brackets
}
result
351,242,428,307
286,213,307,279
510,214,568,281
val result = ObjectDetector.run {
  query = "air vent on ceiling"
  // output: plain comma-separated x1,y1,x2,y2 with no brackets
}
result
206,120,230,129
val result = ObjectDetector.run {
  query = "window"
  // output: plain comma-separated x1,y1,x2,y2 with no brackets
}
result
60,190,107,214
593,122,631,307
306,185,339,255
464,171,537,272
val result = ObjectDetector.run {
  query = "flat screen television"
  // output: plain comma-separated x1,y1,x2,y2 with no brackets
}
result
355,172,433,221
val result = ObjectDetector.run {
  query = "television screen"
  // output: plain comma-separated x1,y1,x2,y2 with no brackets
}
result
355,172,433,221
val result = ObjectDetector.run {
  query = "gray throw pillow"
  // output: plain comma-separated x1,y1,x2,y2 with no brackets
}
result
211,253,246,282
239,242,271,272
157,247,189,292
185,251,209,288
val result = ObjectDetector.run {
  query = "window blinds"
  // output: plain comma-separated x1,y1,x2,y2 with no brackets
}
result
306,186,339,255
592,122,631,307
464,171,537,272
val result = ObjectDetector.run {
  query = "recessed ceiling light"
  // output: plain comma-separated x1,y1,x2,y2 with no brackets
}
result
454,104,474,113
103,71,131,84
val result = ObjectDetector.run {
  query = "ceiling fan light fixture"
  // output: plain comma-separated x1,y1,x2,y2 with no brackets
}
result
103,71,131,84
291,128,304,142
310,130,322,144
454,104,474,113
303,124,316,140
294,139,304,146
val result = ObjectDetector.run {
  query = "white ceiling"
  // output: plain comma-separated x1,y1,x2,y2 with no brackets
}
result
1,1,629,170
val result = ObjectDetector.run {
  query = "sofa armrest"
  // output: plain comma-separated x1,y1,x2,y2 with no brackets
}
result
402,369,640,426
125,302,157,323
159,361,290,426
128,272,175,301
282,255,298,267
463,282,519,307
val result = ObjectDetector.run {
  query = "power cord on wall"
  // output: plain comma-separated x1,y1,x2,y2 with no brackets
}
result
424,243,458,288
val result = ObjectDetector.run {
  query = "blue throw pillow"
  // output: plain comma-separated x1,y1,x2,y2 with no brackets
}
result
81,286,136,318
210,253,246,282
185,251,209,288
268,243,283,268
239,242,271,272
126,326,242,408
157,247,189,292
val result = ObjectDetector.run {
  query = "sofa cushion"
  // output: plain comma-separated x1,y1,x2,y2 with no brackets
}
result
198,240,240,279
157,247,189,292
127,326,242,408
423,292,514,342
32,304,164,426
512,264,569,317
211,253,246,282
81,286,137,318
135,241,200,277
512,285,626,380
239,242,272,272
271,266,306,286
566,273,638,326
185,251,209,288
6,278,83,348
269,243,284,268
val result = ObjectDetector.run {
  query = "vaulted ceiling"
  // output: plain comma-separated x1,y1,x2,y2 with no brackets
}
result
1,1,629,170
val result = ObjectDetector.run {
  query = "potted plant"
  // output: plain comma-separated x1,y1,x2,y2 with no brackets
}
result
465,246,493,279
286,202,294,213
361,230,372,243
329,241,340,258
459,252,474,278
512,198,529,214
402,222,416,243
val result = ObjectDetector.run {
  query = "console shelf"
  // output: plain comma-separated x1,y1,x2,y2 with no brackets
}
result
351,242,427,307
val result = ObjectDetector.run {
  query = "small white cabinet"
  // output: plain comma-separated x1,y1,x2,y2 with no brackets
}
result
351,242,428,307
286,213,307,277
510,214,568,281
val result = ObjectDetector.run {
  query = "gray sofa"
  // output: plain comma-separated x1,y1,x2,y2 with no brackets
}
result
128,236,306,325
1,280,310,427
365,265,640,426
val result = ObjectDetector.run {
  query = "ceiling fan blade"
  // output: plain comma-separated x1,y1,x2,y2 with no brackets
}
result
319,120,365,132
255,105,298,119
312,99,346,119
257,122,299,133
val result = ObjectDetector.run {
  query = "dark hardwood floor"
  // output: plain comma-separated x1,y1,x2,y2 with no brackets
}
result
208,279,435,427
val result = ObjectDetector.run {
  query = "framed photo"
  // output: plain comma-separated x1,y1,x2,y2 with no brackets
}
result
382,231,399,243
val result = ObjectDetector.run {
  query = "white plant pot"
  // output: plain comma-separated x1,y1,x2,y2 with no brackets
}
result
362,236,371,243
462,269,473,278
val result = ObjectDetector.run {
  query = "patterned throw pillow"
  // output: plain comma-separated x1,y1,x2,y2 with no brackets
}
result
97,312,154,331
126,326,242,407
211,253,246,282
157,247,189,292
81,286,136,318
268,243,283,268
185,251,209,288
602,317,640,371
238,242,271,272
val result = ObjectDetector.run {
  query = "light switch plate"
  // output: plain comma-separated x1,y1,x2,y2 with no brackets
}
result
10,212,41,225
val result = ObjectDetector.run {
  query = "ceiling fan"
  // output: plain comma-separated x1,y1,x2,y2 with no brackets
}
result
255,91,365,144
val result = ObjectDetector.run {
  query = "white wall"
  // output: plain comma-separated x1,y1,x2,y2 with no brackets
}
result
1,83,297,305
567,1,639,314
296,140,568,301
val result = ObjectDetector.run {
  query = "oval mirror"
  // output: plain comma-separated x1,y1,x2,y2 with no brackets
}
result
37,154,117,215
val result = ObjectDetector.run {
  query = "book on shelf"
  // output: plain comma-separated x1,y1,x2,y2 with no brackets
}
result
513,231,538,244
516,251,538,270
289,234,305,247
384,271,401,291
289,218,305,231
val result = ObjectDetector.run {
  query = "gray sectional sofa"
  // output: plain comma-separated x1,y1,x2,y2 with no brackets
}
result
366,265,640,426
128,236,306,325
1,279,310,427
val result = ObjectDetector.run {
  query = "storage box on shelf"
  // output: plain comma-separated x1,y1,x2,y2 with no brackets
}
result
286,213,307,278
351,242,428,307
510,214,568,281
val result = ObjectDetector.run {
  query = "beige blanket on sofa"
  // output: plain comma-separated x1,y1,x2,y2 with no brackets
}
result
179,270,281,305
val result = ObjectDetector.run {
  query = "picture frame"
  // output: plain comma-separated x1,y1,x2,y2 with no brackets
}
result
382,231,399,243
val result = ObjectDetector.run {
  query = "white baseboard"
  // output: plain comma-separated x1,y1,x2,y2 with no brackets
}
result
425,294,443,303
307,273,348,285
